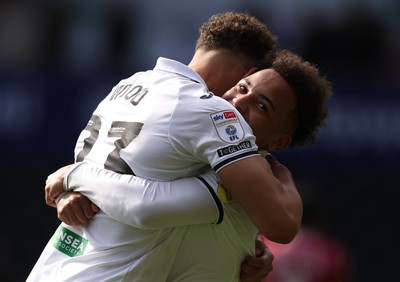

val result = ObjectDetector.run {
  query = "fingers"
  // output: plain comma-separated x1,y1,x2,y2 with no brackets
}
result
92,203,100,213
240,254,274,282
45,165,73,207
264,154,291,180
254,234,265,257
57,192,98,226
45,174,59,207
240,258,273,282
245,248,274,269
240,235,274,282
45,165,99,226
265,153,278,165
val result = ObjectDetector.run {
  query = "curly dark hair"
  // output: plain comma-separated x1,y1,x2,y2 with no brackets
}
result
272,50,333,147
195,12,277,69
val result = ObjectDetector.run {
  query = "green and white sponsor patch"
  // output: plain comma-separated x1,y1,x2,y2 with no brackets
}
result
51,225,88,257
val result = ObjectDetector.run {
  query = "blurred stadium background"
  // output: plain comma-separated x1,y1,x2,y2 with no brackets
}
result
1,0,399,281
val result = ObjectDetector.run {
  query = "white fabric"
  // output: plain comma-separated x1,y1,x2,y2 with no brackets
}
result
27,57,259,282
66,162,223,228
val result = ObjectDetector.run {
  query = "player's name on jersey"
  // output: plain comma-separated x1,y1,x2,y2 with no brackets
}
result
109,84,148,106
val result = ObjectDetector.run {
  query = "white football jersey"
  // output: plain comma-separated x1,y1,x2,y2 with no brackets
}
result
27,57,259,282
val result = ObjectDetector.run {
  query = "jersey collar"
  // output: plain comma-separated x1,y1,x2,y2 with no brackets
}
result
154,57,208,89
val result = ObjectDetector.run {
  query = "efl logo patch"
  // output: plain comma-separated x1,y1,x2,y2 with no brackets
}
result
211,110,244,143
51,225,88,257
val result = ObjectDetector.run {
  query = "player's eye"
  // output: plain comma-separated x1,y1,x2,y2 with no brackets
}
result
257,102,269,113
238,84,248,94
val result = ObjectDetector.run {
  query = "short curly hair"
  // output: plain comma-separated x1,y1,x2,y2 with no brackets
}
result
272,50,333,147
195,12,277,69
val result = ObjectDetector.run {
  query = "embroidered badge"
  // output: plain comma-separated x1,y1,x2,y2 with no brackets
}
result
211,110,244,143
51,225,88,257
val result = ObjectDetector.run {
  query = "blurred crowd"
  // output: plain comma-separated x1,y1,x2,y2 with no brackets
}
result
1,0,399,156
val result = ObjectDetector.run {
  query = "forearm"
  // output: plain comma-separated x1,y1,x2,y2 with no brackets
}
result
218,156,302,243
265,154,303,241
64,163,222,229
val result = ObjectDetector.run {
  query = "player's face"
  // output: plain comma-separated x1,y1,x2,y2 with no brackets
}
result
222,69,297,151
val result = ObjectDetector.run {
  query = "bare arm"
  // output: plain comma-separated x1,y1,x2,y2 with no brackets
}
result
218,155,302,243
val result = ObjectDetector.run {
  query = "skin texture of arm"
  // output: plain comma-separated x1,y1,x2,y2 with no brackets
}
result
218,155,303,244
47,162,222,229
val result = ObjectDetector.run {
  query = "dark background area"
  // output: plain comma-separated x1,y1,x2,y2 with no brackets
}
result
1,1,399,281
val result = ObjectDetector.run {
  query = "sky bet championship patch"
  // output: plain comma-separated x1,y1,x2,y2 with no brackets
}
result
210,110,244,143
51,225,88,257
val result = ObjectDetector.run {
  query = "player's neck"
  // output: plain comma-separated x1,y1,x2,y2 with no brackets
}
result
189,49,221,78
189,49,249,96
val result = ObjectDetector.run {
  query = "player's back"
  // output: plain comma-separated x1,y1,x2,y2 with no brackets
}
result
72,58,258,280
69,65,215,280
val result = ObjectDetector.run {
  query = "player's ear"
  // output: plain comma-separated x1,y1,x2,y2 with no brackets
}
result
267,134,292,152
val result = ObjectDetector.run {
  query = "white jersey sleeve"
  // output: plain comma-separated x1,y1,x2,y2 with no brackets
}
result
64,162,223,229
168,91,260,173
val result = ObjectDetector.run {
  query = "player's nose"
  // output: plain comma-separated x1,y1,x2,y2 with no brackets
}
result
232,94,250,117
232,91,251,107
